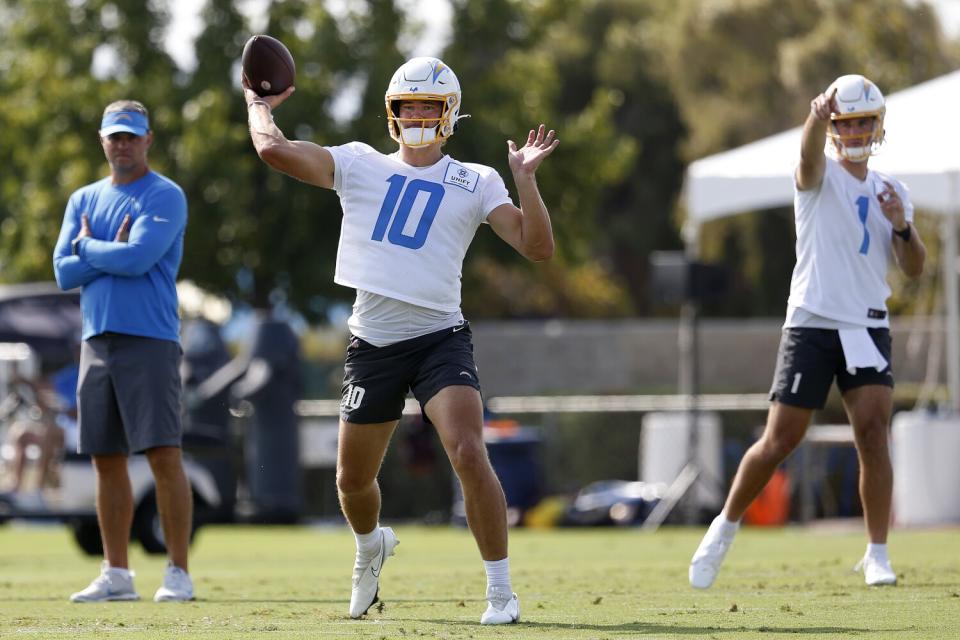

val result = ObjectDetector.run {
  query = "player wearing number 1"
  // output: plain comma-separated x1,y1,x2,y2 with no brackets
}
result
244,57,558,623
689,74,926,589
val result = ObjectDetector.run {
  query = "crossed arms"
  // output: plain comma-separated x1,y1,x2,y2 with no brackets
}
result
53,189,186,290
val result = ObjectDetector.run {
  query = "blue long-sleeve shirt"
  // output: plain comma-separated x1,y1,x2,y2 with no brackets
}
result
52,171,187,343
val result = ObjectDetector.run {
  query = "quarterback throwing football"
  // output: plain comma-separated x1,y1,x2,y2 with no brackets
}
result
689,75,926,589
244,57,558,624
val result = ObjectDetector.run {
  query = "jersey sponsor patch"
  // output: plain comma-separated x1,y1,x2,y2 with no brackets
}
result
443,162,479,193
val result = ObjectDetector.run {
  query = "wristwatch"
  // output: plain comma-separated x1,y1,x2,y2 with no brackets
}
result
893,225,911,242
71,237,83,255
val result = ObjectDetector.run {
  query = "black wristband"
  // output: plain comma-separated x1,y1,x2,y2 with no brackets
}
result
893,225,911,242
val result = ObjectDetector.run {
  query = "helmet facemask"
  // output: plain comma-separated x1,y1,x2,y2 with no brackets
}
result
828,113,885,163
387,95,458,147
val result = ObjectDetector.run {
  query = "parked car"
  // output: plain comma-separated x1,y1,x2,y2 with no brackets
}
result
563,480,663,526
0,449,222,555
0,282,226,555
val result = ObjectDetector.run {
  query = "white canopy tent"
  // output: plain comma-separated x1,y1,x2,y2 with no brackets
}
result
682,70,960,408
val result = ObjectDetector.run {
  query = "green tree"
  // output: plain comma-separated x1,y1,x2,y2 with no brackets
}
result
444,0,684,318
3,0,957,324
175,0,355,314
0,0,179,282
661,0,959,316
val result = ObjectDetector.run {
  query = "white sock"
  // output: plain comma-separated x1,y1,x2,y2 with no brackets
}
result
355,526,381,556
866,543,888,559
483,558,511,595
717,512,741,537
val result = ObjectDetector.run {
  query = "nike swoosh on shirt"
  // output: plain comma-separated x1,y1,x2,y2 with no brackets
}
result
452,324,466,332
153,216,170,222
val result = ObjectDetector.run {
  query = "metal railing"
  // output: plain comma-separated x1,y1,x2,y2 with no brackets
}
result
295,393,771,418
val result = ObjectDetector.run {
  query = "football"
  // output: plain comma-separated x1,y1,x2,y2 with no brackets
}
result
241,35,296,97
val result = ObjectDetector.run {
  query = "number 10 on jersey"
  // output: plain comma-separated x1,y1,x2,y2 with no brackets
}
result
372,174,445,250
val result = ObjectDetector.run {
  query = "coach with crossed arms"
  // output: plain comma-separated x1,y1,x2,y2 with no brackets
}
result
53,100,194,603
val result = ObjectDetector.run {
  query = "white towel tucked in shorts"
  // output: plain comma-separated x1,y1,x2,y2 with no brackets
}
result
838,328,888,375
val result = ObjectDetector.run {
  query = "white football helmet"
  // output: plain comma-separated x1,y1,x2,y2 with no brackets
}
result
385,57,464,147
826,74,886,162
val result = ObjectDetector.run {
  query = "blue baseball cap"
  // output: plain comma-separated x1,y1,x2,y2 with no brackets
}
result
99,110,150,137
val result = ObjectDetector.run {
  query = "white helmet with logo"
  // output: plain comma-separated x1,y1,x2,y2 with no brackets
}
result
826,74,886,162
385,57,464,147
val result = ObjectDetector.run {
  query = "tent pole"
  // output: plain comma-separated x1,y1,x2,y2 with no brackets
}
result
945,200,960,413
643,220,704,531
677,219,701,396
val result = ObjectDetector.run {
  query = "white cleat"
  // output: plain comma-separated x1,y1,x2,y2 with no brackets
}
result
855,554,897,586
154,563,196,602
689,515,738,589
480,586,520,624
70,562,140,602
349,526,399,618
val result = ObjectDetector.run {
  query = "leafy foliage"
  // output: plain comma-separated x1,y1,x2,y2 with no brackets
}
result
660,0,958,315
0,0,957,320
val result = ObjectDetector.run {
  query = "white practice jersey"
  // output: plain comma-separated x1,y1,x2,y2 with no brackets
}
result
786,156,914,328
327,142,513,312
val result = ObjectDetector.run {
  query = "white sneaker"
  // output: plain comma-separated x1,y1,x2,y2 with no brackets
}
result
481,586,520,624
154,563,195,601
349,526,399,618
70,562,140,602
689,515,738,589
855,554,897,586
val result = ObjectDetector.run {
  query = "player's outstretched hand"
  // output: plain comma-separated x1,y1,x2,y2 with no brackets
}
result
507,124,559,176
877,180,906,229
242,74,295,109
810,88,838,122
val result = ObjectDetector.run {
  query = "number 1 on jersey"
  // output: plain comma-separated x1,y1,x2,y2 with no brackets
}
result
372,174,444,250
855,196,870,255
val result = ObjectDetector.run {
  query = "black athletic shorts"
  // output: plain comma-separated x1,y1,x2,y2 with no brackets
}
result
768,327,893,410
340,322,481,424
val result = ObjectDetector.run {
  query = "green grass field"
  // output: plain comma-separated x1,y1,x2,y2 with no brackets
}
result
1,522,958,639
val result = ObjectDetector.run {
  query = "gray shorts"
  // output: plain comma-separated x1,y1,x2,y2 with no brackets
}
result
77,333,183,455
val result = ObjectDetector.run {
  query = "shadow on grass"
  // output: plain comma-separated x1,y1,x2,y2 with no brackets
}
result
191,597,480,605
0,596,484,605
0,597,69,603
410,618,910,635
0,596,342,604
